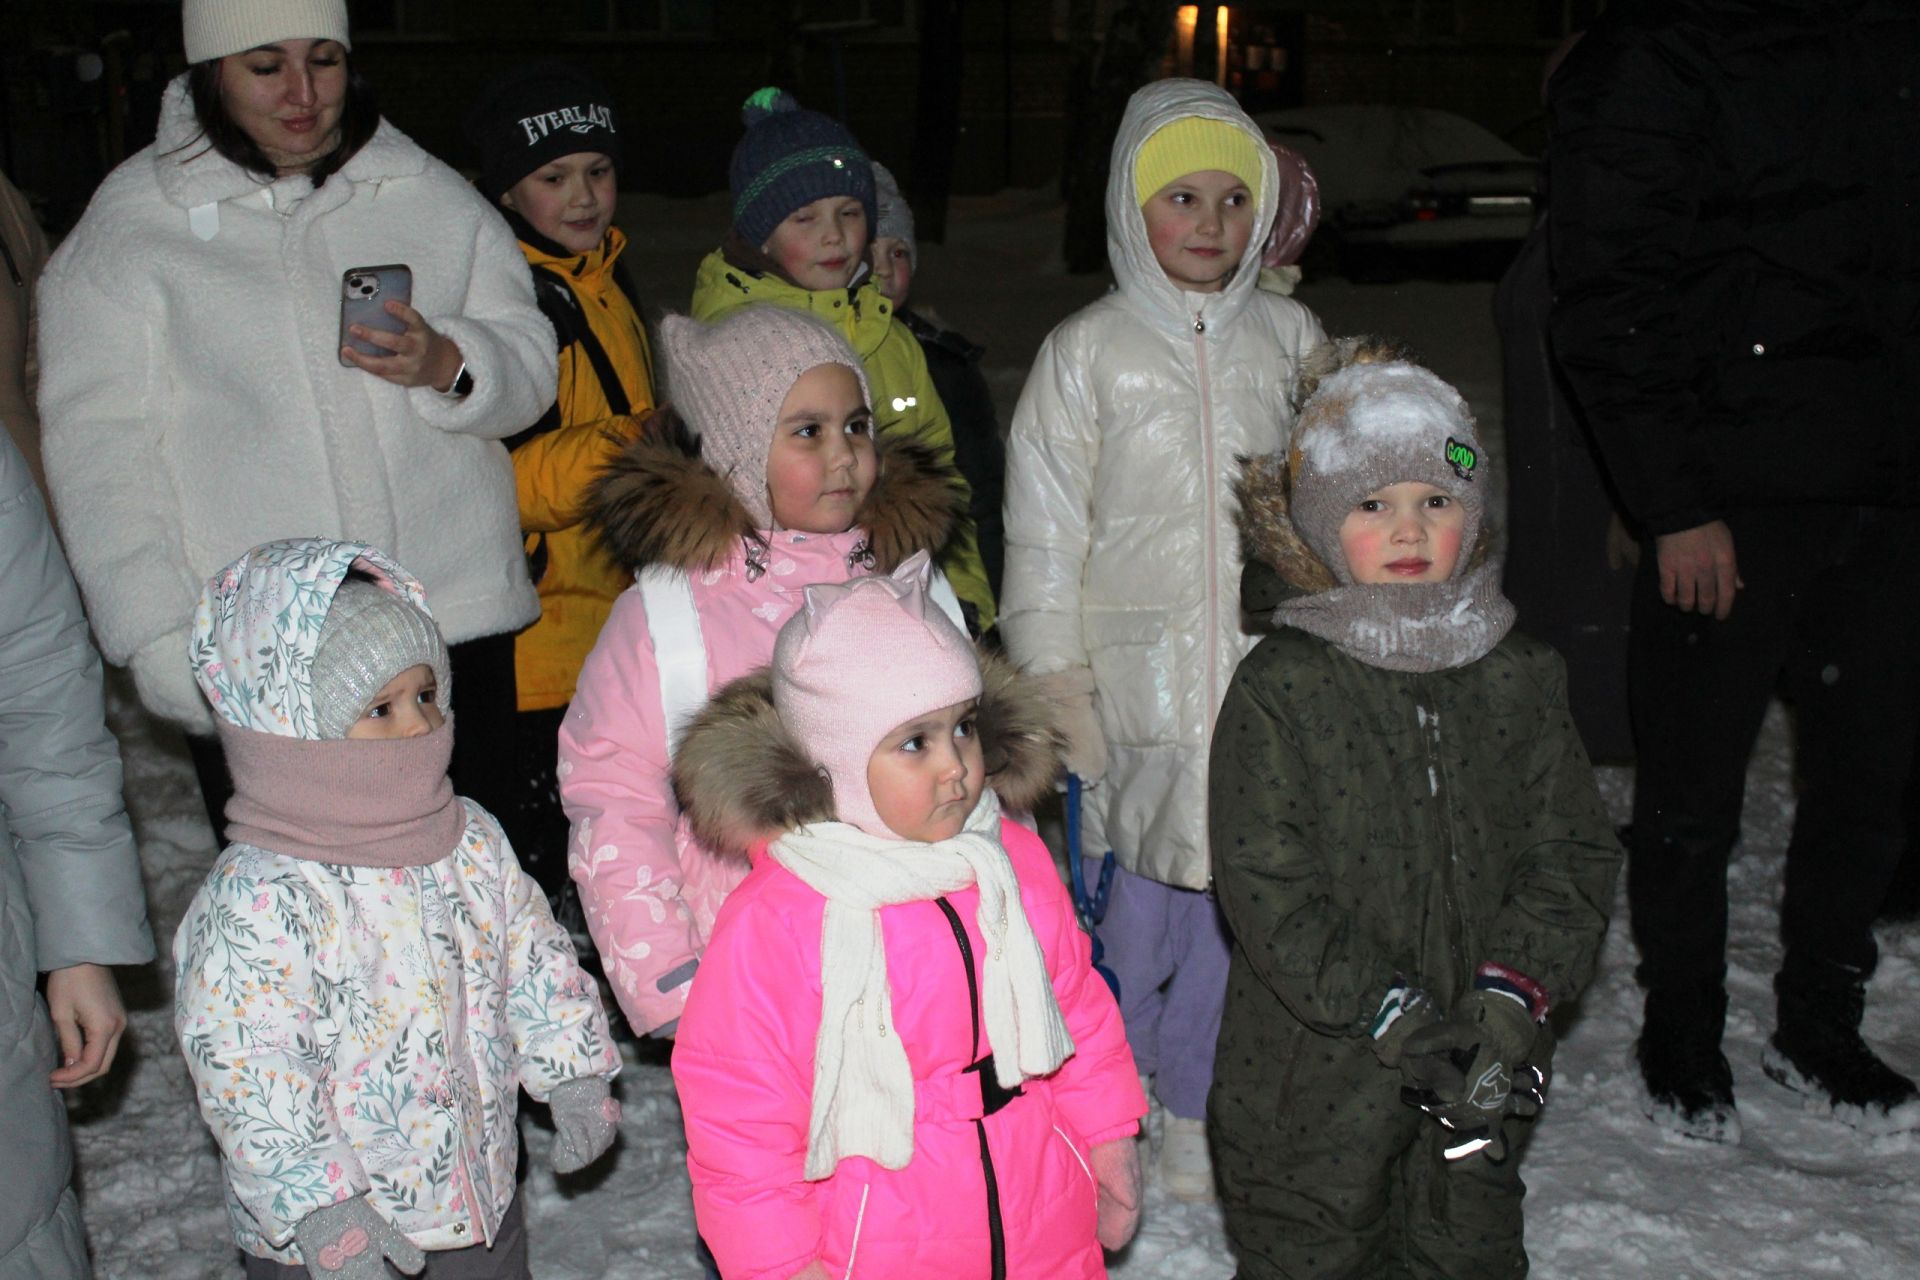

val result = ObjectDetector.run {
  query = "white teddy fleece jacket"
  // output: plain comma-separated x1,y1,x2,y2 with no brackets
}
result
37,75,552,729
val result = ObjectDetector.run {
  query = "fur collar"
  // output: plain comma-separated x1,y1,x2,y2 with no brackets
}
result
588,410,965,575
1235,451,1494,592
151,72,427,212
672,652,1065,856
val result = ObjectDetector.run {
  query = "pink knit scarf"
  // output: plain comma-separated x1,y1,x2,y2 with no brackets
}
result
216,719,466,867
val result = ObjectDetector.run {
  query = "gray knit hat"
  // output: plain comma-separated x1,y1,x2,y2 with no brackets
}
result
661,307,872,529
310,578,451,739
1287,360,1486,585
871,162,917,271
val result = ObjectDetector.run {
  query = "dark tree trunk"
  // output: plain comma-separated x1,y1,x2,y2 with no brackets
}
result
1061,0,1179,274
909,0,966,243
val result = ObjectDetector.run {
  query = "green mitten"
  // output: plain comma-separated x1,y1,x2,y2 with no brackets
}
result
1369,978,1443,1068
1399,966,1550,1162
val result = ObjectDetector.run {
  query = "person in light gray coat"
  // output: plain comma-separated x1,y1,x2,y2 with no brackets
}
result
0,427,155,1279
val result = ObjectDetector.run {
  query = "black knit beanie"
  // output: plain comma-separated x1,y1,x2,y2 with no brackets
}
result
466,62,622,202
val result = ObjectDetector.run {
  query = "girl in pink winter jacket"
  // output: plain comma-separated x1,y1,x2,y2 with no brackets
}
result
560,305,968,1038
668,555,1146,1280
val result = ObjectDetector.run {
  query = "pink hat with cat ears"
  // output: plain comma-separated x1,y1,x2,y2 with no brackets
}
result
771,550,981,837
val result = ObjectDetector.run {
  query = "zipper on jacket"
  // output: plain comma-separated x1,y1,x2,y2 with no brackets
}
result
935,898,1009,1280
1192,309,1220,750
1415,691,1467,986
415,871,492,1249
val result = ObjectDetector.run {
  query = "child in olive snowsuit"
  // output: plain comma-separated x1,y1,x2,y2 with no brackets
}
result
1208,339,1621,1278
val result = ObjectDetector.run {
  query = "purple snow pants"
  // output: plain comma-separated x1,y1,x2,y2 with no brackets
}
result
1089,858,1233,1119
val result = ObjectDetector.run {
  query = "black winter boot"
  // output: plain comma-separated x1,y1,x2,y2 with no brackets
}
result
1763,963,1920,1134
1637,988,1741,1144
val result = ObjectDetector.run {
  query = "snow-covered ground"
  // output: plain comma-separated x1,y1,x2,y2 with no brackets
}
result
60,191,1920,1278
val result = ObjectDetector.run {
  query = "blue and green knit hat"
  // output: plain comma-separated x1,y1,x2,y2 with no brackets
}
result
728,87,876,249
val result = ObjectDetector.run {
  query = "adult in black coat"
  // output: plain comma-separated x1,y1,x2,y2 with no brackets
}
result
1548,0,1920,1143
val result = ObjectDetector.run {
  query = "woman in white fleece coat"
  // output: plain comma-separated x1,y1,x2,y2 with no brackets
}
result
36,2,554,829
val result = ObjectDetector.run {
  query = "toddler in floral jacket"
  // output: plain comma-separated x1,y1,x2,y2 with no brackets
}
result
174,538,620,1280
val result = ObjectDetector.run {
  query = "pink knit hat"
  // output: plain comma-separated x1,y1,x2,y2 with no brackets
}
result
660,307,872,528
772,551,981,837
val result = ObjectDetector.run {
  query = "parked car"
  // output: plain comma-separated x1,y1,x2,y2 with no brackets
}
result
1253,104,1538,279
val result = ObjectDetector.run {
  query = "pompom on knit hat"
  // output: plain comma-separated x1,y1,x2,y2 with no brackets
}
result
1133,115,1267,206
465,61,621,203
871,161,917,271
661,306,872,528
183,0,349,63
772,551,982,838
1286,357,1487,585
310,578,452,740
729,87,877,250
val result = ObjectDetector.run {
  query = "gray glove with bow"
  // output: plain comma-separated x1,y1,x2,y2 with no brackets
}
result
548,1076,621,1173
293,1195,425,1278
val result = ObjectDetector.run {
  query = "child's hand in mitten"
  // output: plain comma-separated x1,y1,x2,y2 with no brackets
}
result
1369,978,1442,1069
1088,1137,1143,1251
1033,665,1106,782
1398,986,1545,1162
293,1195,425,1278
548,1076,621,1173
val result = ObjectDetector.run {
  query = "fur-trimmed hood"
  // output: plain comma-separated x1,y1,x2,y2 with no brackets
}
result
1236,336,1494,593
587,409,966,575
671,651,1065,855
1235,451,1496,593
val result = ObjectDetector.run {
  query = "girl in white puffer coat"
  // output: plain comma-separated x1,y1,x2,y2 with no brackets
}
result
1001,77,1325,1201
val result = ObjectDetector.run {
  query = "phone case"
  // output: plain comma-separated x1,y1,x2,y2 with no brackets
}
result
338,264,414,365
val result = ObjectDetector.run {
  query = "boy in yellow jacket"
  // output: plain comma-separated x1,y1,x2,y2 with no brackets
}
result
691,87,993,632
468,62,656,914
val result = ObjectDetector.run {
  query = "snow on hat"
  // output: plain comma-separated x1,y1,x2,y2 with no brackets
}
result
184,0,349,63
466,61,621,203
661,307,872,528
729,87,877,250
772,551,982,838
1133,115,1267,206
872,161,917,271
1287,359,1487,584
309,578,451,740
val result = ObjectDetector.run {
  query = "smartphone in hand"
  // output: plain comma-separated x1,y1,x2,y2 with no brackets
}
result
338,264,413,365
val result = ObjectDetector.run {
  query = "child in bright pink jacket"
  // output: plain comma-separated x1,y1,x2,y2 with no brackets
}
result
669,554,1146,1279
560,305,967,1037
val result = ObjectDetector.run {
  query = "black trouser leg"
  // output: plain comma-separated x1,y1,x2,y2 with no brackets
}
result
1624,534,1781,1040
501,704,572,903
446,632,519,823
1776,507,1920,982
187,731,233,847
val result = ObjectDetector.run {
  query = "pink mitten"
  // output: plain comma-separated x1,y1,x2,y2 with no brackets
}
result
1089,1138,1143,1251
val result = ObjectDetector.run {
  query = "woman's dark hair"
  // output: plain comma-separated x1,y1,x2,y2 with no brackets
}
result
181,48,380,187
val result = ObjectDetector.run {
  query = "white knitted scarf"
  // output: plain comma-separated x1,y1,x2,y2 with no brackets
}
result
770,790,1075,1180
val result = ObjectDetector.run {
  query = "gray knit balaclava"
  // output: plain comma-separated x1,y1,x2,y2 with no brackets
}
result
310,577,452,739
1287,361,1486,585
661,308,872,529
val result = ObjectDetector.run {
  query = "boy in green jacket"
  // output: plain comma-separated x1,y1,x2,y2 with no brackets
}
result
1208,338,1621,1278
690,88,993,633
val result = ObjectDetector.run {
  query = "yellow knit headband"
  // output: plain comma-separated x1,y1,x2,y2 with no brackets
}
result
1134,116,1267,206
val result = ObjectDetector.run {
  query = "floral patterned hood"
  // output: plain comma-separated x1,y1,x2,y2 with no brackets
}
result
190,538,435,738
